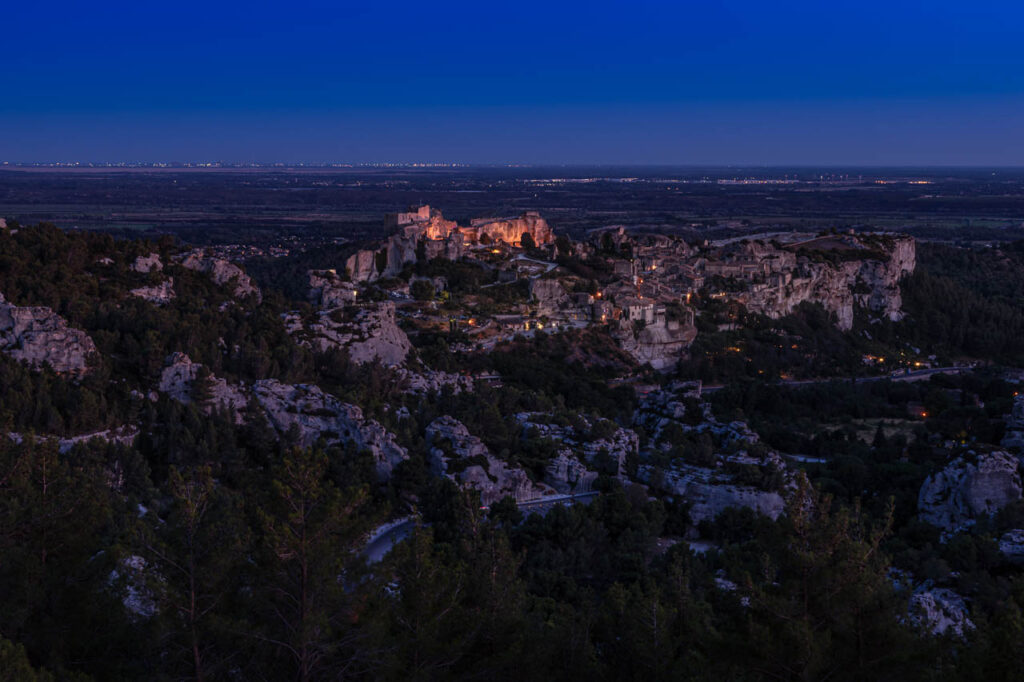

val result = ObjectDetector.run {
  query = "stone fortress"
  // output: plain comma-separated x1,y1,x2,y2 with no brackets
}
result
347,205,553,282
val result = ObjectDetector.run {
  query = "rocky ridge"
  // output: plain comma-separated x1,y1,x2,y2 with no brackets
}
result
427,416,553,505
284,302,412,366
157,354,407,478
180,250,261,302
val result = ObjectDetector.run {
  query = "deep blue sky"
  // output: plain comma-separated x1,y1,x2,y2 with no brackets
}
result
3,1,1023,165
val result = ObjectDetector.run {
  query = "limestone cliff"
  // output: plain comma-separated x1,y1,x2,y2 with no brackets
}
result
0,292,97,374
283,301,412,366
918,450,1022,535
253,380,408,479
614,319,697,371
739,235,915,330
427,416,553,505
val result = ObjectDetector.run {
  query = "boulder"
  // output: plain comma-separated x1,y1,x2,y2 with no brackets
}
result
918,451,1023,534
643,464,787,524
0,293,97,374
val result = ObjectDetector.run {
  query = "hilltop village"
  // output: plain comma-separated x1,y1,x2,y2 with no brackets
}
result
289,205,915,372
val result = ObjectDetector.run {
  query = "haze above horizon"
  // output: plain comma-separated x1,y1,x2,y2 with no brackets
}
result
3,1,1022,166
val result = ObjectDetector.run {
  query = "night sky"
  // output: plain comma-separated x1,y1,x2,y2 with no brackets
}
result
3,1,1023,165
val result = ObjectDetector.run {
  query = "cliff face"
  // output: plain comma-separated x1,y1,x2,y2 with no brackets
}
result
0,293,97,374
468,211,553,246
284,301,412,366
614,319,697,371
742,236,915,330
918,451,1022,534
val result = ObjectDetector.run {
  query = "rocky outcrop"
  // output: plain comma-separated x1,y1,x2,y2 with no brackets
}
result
108,555,159,621
180,250,261,302
155,354,407,479
427,416,552,505
392,368,473,395
999,529,1024,563
345,249,380,283
909,586,974,638
544,452,599,494
516,412,636,478
308,270,357,308
1001,394,1024,450
634,382,789,524
614,319,697,371
129,278,176,305
918,451,1023,534
642,463,787,525
739,235,915,331
253,380,407,479
157,353,248,421
131,253,163,273
0,292,97,374
529,278,568,314
284,302,412,366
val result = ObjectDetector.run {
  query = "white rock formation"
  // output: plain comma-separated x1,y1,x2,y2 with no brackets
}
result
156,354,407,479
529,278,568,314
131,253,163,273
909,586,974,638
999,529,1024,563
738,235,916,331
393,368,473,395
157,352,248,421
427,416,553,505
0,292,97,374
642,463,787,525
108,555,159,620
252,379,407,479
129,278,176,305
284,302,412,366
918,451,1023,535
308,270,357,308
544,452,599,494
614,319,697,371
180,250,261,302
